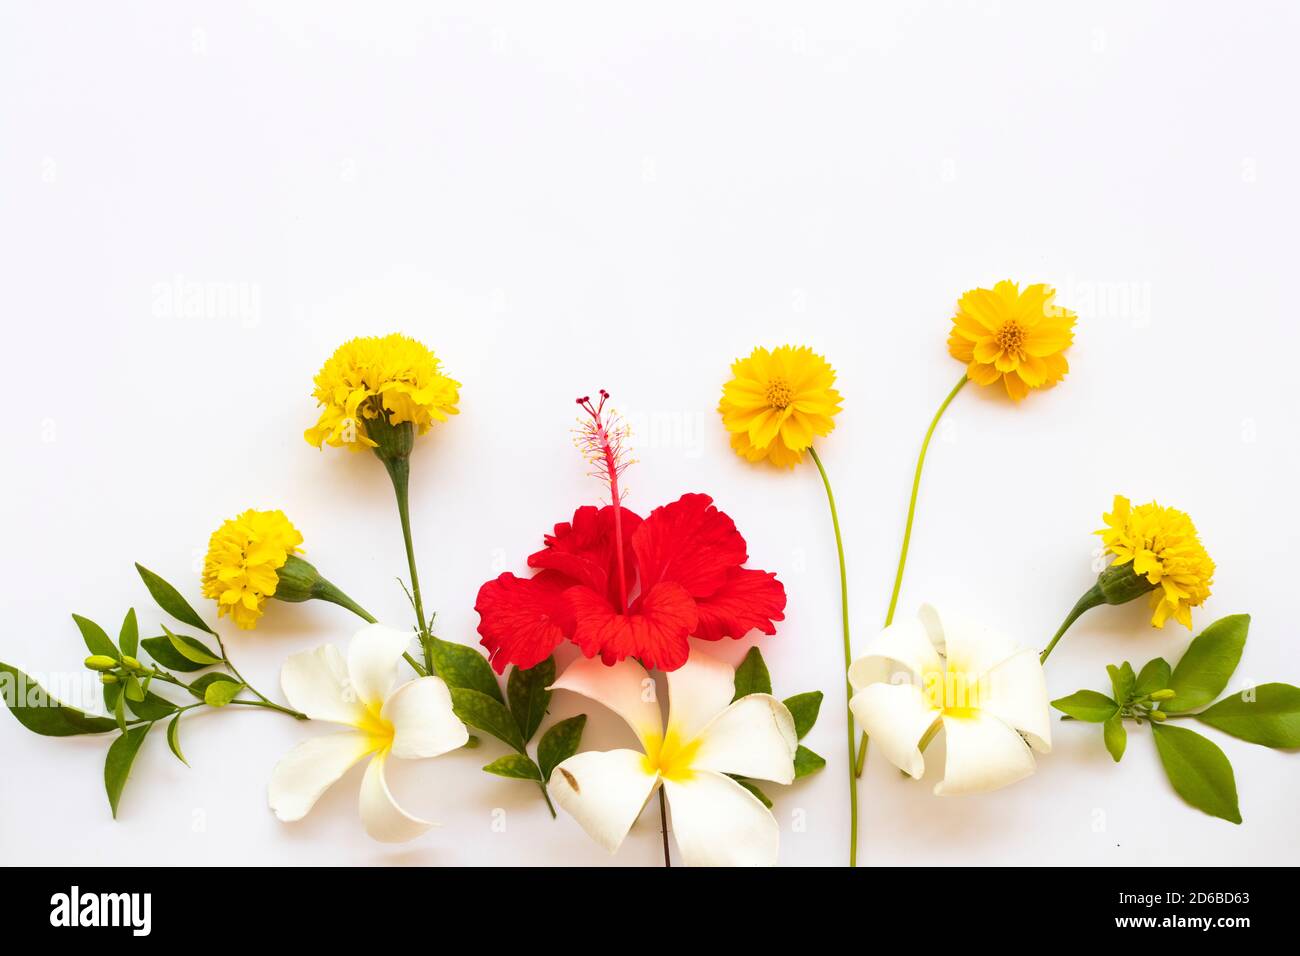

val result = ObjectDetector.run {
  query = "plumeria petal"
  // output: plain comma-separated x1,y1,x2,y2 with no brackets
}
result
662,772,780,866
979,649,1052,753
550,656,662,748
848,614,944,689
268,730,374,822
280,644,369,726
919,604,1018,678
358,751,436,843
347,624,416,709
692,694,797,783
664,650,736,742
548,749,660,854
935,712,1037,795
848,682,939,779
381,676,469,759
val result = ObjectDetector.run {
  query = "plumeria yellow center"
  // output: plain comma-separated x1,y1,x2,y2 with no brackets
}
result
922,667,985,719
356,702,395,751
764,377,794,409
641,729,702,782
994,320,1025,353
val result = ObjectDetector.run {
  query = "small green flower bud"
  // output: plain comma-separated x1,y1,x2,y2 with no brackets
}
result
100,673,119,685
1149,689,1176,701
1150,710,1168,722
84,655,117,672
120,655,144,672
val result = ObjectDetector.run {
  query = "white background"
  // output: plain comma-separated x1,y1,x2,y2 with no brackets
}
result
2,1,1297,867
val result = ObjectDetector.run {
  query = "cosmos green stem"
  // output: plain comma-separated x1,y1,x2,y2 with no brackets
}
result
808,446,857,868
854,374,968,779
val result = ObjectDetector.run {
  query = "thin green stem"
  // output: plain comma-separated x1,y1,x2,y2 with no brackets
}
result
384,457,434,675
1040,583,1105,664
854,373,968,778
208,631,307,719
808,446,856,868
658,787,672,867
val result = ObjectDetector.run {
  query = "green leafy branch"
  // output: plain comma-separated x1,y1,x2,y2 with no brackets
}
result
1,563,305,819
1052,614,1300,824
427,638,586,817
728,646,827,806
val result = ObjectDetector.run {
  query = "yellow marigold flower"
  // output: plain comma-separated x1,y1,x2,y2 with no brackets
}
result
947,280,1076,401
305,334,460,452
202,510,304,630
1097,495,1215,629
718,345,842,467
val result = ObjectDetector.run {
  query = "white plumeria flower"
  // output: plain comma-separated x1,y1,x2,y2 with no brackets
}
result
547,649,798,866
269,624,468,842
848,605,1051,795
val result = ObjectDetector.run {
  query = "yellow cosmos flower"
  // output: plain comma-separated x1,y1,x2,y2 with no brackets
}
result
947,281,1076,401
1097,495,1215,629
202,510,304,630
305,334,460,452
718,345,842,468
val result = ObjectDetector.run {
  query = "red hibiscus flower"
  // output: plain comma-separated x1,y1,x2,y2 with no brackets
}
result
475,493,785,672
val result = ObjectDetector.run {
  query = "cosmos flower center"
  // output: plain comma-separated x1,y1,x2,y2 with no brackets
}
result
994,320,1026,353
765,378,794,409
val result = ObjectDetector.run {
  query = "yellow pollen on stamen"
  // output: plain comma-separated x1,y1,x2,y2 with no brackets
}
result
641,729,702,782
765,377,794,409
994,321,1026,354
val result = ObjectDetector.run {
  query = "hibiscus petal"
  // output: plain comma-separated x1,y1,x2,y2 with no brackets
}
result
980,649,1052,753
847,614,943,690
548,749,660,854
692,567,786,642
550,656,662,747
527,504,642,604
568,581,698,671
919,604,1019,679
269,730,374,822
692,694,797,783
280,644,370,726
935,712,1037,795
664,649,736,742
347,624,417,710
382,676,469,759
848,682,938,779
359,751,436,842
632,493,747,596
662,771,779,866
475,572,571,674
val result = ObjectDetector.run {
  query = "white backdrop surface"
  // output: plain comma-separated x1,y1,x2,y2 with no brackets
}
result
2,1,1298,866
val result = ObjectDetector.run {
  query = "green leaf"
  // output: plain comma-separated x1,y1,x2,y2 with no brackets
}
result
135,563,215,635
1194,683,1300,748
114,691,127,732
72,614,119,659
123,674,145,703
428,636,503,704
1151,723,1241,824
1135,657,1172,697
0,662,119,736
507,656,555,744
1107,662,1136,704
1051,689,1118,722
104,724,152,818
204,679,243,707
103,680,122,713
482,754,543,781
732,646,772,700
730,776,773,808
538,714,587,781
119,609,139,658
783,691,823,740
1103,714,1127,762
126,690,178,721
164,626,223,666
1164,614,1249,714
451,687,525,753
187,673,240,699
794,745,826,779
140,634,220,672
166,713,189,766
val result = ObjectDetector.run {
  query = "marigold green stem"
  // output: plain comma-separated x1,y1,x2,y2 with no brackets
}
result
808,446,857,868
383,455,434,675
855,373,968,778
